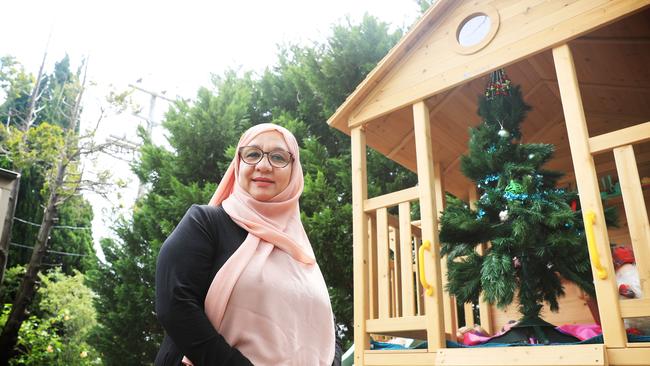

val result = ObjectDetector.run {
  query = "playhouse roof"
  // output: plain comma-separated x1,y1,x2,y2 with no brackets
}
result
328,0,650,200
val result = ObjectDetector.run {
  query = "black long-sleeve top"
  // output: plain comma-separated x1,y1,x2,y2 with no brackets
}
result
155,205,342,366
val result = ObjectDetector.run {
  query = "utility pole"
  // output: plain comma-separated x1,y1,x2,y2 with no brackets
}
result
101,83,173,198
126,83,174,198
128,83,174,136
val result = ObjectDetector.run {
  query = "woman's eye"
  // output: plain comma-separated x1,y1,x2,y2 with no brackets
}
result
270,153,288,163
246,151,262,159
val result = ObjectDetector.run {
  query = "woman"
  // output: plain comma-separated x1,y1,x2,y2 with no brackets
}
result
155,123,341,365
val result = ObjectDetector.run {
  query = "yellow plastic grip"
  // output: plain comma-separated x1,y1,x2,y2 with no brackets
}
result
418,240,434,296
585,211,608,280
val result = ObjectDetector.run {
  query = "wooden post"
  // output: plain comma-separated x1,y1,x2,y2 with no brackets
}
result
377,208,390,319
463,303,474,327
414,237,424,315
391,226,402,317
368,216,378,320
552,44,626,348
435,162,458,339
413,101,446,350
465,187,478,328
398,202,416,317
351,126,369,366
466,187,495,333
613,145,650,297
476,243,493,334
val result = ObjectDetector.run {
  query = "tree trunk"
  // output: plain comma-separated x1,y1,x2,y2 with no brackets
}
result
0,56,85,364
0,162,62,364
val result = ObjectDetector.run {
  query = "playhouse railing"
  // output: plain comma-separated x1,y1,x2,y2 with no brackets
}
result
363,186,428,339
555,43,650,349
588,132,650,344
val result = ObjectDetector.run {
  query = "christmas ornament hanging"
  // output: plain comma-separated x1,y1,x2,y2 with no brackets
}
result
499,209,509,222
505,180,525,194
485,68,512,100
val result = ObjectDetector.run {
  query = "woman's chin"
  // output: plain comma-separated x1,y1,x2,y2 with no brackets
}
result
249,190,275,201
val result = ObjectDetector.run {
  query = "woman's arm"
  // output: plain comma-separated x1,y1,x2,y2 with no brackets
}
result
156,205,252,365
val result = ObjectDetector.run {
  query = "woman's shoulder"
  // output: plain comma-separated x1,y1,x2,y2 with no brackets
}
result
184,204,240,230
185,203,232,222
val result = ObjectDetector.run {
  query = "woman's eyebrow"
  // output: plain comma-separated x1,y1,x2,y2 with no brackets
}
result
269,145,289,151
248,143,288,150
261,144,288,151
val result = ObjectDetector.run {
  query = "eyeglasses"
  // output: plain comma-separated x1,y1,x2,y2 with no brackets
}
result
238,146,293,168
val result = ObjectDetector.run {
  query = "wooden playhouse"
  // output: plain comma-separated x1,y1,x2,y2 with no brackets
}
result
327,0,650,365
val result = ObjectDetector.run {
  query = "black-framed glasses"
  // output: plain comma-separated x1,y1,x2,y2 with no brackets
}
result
238,146,293,168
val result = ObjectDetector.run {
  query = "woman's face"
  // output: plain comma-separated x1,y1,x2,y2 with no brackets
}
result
238,131,293,201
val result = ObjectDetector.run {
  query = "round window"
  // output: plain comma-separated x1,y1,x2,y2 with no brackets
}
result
449,6,500,55
457,14,491,47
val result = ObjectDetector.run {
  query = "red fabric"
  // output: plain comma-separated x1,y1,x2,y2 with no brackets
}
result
627,328,643,336
612,246,635,267
619,283,636,298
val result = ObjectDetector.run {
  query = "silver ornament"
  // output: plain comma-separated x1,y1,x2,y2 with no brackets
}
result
528,153,535,159
499,209,509,221
498,128,510,138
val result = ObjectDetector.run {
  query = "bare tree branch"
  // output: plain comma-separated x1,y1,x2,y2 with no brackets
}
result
33,104,46,115
23,49,48,130
0,55,136,359
98,149,136,163
85,106,105,137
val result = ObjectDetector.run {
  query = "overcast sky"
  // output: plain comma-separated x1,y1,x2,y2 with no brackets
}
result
1,0,421,255
3,0,420,98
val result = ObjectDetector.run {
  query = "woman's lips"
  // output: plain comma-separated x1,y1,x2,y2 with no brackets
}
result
252,177,274,187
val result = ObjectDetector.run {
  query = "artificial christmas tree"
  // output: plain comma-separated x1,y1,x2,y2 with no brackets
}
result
439,69,608,344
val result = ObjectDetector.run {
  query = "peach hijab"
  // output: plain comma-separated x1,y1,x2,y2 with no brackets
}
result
184,123,335,365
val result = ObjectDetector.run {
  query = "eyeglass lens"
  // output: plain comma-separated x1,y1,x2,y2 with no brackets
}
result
240,146,291,167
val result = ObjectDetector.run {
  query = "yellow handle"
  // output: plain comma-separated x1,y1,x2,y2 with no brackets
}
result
418,240,434,296
585,211,608,280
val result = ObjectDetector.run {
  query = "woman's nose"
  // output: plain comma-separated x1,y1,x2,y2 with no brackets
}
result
255,156,273,171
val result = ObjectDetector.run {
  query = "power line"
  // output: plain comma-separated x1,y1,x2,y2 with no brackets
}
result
13,217,92,231
9,242,88,257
